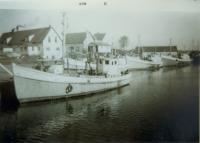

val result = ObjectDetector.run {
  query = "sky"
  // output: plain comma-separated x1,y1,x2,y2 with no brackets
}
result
0,0,200,50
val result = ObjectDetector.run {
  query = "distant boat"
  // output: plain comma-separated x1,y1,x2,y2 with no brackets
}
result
161,54,192,66
11,56,131,103
125,56,160,70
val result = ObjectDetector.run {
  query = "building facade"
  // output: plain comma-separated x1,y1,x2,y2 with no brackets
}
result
135,46,178,57
0,26,62,60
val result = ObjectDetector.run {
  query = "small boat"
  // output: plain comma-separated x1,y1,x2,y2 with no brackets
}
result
11,55,131,103
161,55,179,66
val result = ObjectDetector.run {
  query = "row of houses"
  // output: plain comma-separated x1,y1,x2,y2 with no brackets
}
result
0,26,178,60
0,26,111,60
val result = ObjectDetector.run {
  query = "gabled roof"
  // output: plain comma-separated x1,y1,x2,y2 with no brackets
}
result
89,41,110,46
135,46,177,52
0,27,50,46
94,33,105,41
65,32,87,44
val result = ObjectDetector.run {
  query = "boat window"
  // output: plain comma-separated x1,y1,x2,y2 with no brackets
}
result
105,60,109,65
115,61,117,64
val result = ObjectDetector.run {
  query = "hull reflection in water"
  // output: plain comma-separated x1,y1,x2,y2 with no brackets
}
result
3,88,128,143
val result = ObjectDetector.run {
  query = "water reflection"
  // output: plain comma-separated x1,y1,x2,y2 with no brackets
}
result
0,65,199,142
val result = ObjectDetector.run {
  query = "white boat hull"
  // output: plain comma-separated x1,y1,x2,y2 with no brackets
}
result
161,56,192,66
126,56,160,70
12,64,131,103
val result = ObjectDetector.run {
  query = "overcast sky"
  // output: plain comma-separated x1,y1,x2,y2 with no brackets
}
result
0,0,199,50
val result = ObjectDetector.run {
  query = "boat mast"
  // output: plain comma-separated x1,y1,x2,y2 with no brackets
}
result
137,35,142,58
169,38,172,54
62,12,69,71
62,12,66,58
87,31,98,74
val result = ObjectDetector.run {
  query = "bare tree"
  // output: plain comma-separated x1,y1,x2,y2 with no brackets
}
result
119,35,129,49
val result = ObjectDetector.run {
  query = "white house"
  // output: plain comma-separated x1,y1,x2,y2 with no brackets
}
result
65,32,110,57
0,26,63,60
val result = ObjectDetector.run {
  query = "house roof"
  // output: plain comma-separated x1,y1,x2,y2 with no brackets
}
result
135,46,177,52
0,27,50,46
65,32,106,44
65,32,87,44
94,33,105,41
89,41,110,46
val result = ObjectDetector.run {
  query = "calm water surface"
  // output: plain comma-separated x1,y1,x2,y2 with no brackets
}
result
0,65,199,142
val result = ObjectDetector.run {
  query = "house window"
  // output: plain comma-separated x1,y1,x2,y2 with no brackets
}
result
56,47,60,51
48,37,51,43
105,60,109,65
55,37,57,43
46,47,50,51
32,47,34,51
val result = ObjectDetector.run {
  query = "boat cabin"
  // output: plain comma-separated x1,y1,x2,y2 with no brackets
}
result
98,57,122,77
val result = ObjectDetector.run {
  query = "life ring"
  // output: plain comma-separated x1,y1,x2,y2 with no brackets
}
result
66,84,73,93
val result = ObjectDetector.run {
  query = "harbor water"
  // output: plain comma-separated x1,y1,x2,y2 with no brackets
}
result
0,65,199,142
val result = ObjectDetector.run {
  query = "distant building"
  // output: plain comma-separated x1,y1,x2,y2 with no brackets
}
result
65,32,107,56
88,41,111,62
135,46,178,57
0,26,62,60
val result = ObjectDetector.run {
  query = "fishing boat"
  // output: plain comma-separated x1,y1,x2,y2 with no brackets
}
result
125,36,160,70
11,56,130,103
125,56,160,70
9,38,131,103
161,54,192,66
